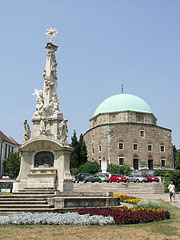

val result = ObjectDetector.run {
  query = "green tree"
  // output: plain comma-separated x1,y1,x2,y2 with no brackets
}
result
78,134,87,165
173,145,177,168
107,164,121,174
78,162,101,175
70,130,79,168
175,151,180,170
4,152,20,177
107,164,131,176
70,131,88,169
170,170,180,192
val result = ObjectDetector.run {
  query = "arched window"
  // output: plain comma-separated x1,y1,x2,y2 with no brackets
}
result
118,140,124,150
148,155,153,170
92,147,95,154
161,156,166,167
118,154,124,166
160,143,165,152
133,143,138,151
148,142,153,152
99,156,101,166
133,154,139,170
139,127,145,138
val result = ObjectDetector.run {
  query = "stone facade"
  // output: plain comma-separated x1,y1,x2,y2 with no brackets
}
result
84,110,173,171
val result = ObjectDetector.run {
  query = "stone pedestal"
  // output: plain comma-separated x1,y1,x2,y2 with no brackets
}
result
17,136,73,192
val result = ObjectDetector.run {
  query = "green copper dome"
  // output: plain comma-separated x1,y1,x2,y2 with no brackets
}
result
93,94,153,117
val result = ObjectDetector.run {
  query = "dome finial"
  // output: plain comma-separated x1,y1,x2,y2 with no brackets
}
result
121,84,124,94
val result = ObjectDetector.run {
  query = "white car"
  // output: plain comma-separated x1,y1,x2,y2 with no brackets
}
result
126,175,148,183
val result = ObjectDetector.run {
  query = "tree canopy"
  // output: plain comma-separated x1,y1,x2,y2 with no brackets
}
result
78,161,101,175
175,151,180,170
70,130,88,169
107,164,131,176
4,152,20,177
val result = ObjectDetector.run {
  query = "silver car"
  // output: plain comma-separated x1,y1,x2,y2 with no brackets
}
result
127,175,147,183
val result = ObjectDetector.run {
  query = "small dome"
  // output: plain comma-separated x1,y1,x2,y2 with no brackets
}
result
93,94,153,117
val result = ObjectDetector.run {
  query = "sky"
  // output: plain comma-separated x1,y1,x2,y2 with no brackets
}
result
0,0,179,148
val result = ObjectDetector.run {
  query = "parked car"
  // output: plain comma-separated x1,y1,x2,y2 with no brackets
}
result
76,173,94,183
71,175,76,183
143,174,159,182
93,174,109,183
126,175,148,183
109,174,127,183
0,175,11,180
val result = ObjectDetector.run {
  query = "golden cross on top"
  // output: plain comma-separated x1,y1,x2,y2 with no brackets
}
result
45,28,58,43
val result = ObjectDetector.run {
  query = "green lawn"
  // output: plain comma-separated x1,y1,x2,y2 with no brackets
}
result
0,200,179,240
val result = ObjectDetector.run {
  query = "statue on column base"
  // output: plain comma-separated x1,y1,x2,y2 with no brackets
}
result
58,119,68,144
24,120,31,141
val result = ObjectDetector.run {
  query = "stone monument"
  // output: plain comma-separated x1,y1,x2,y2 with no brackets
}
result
17,28,73,192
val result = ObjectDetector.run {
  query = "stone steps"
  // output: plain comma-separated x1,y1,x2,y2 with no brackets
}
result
18,189,55,194
0,208,56,212
0,194,54,198
0,191,55,213
0,198,48,201
0,201,47,204
0,204,51,208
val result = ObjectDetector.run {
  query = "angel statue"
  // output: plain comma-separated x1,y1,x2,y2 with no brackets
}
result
59,119,68,143
24,120,31,141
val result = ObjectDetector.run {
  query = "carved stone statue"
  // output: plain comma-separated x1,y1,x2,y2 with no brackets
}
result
24,120,31,141
39,117,46,134
48,95,59,114
59,119,68,143
36,93,44,114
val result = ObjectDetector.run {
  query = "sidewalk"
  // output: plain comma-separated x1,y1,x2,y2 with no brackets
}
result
122,193,180,208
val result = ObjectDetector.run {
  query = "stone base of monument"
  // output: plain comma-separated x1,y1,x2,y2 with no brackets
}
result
0,189,120,213
26,168,57,189
17,137,73,192
50,192,120,209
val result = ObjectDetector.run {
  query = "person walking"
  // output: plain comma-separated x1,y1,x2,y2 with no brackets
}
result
168,180,176,202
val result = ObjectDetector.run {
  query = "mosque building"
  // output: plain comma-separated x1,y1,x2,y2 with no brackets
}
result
83,91,173,172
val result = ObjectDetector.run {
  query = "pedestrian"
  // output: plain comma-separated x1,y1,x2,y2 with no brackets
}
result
168,180,176,202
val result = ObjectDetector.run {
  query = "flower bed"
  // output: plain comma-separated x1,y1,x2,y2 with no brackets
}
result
76,207,170,224
113,193,144,204
0,212,114,226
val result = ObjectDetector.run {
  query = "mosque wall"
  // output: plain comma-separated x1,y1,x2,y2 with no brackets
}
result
84,122,173,170
90,111,157,129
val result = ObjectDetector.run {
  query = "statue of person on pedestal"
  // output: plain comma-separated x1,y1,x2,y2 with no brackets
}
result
36,93,44,114
40,117,46,134
59,119,68,143
24,120,31,141
49,95,59,113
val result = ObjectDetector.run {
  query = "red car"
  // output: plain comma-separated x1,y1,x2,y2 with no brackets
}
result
109,174,127,183
0,175,11,180
143,174,159,182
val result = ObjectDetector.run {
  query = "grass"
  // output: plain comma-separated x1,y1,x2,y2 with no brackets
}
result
0,200,179,240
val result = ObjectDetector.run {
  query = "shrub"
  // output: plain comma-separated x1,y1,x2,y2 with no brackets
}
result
124,198,142,204
113,193,144,204
175,151,180,170
0,212,114,226
163,177,171,193
4,153,20,177
78,162,101,175
137,200,160,209
76,207,170,224
107,164,131,176
154,170,172,177
170,170,180,192
70,168,79,176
